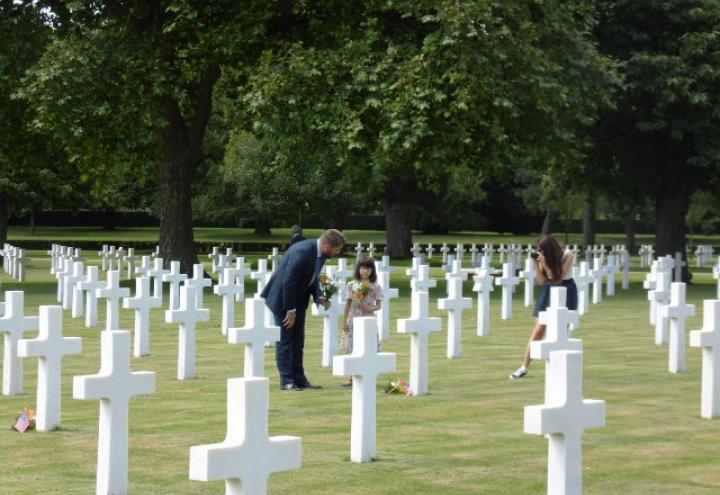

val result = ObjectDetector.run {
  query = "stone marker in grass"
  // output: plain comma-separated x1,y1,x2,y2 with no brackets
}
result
73,330,155,495
189,376,301,494
333,317,396,462
18,305,81,431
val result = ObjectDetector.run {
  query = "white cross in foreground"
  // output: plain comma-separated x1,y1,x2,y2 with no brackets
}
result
524,350,605,495
123,276,162,357
73,330,155,495
333,317,396,462
397,290,441,396
96,270,130,332
19,305,82,431
189,376,301,495
690,300,720,418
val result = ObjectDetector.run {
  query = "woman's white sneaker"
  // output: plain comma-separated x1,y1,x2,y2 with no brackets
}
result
509,366,528,379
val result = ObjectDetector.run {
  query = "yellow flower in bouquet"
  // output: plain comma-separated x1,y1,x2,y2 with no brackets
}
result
319,274,338,300
354,280,372,301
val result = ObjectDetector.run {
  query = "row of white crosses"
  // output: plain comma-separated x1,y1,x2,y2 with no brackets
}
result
2,243,29,281
639,244,655,267
694,245,714,267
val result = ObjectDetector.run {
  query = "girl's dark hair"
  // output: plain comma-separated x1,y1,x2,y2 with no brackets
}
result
537,235,563,282
354,256,377,283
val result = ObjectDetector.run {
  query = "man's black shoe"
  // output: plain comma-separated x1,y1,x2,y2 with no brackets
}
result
299,382,322,390
281,383,303,391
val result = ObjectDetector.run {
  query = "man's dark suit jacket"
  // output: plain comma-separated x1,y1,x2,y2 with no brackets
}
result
261,239,321,316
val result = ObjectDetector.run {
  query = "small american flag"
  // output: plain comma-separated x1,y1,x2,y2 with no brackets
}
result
14,412,30,433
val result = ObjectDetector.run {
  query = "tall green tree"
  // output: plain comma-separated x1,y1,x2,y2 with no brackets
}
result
0,1,61,244
241,1,614,256
19,1,279,271
595,0,720,280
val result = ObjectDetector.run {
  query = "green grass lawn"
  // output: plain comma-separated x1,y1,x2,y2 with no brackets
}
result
1,252,720,494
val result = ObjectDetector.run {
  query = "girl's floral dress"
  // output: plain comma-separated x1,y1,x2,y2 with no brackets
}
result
341,280,383,353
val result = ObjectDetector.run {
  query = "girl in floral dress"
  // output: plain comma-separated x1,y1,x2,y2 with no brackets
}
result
341,256,383,386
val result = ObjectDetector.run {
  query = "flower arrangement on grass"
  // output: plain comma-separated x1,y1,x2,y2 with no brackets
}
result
384,378,412,396
12,408,35,433
319,273,338,300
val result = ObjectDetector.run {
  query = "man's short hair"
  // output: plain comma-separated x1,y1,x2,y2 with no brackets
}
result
320,229,346,248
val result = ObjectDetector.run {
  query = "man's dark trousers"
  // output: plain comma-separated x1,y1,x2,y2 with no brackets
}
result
274,309,308,388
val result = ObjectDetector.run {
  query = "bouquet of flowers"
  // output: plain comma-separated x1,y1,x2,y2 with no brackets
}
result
319,274,338,300
12,407,35,433
384,378,412,396
353,280,373,301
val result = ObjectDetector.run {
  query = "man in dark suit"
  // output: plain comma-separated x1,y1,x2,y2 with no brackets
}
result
261,229,346,391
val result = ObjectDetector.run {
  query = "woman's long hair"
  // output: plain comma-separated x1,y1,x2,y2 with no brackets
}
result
537,235,563,282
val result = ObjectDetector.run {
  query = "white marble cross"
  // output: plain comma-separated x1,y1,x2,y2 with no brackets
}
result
67,261,86,317
438,260,472,359
440,243,450,263
228,297,281,377
214,267,243,336
652,271,672,345
713,257,720,299
410,264,437,292
472,267,493,336
376,257,399,342
573,262,593,316
495,262,519,320
310,267,344,367
162,261,188,311
661,282,695,373
147,257,169,302
333,317,396,462
355,243,364,262
125,248,137,279
426,244,435,259
18,305,81,431
73,330,155,495
78,266,104,328
520,258,535,307
208,246,221,273
405,256,422,282
590,257,603,304
644,261,660,325
674,251,686,283
524,351,605,495
367,242,376,258
189,376,301,494
96,270,130,332
252,259,272,297
234,257,252,302
532,287,582,403
397,290,442,396
123,276,162,357
268,247,282,273
0,291,39,395
335,258,354,284
603,255,617,296
137,255,152,277
620,251,632,290
690,300,720,418
165,284,210,380
187,263,212,308
55,257,71,303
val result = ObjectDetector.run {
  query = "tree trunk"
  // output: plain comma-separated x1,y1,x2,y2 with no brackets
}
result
253,218,272,236
29,209,36,236
0,197,8,246
541,209,554,236
624,217,637,254
381,195,412,259
583,196,596,247
656,190,691,282
153,66,219,274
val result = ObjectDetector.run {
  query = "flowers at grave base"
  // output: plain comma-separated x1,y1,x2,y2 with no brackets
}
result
12,407,35,433
384,378,412,396
354,280,372,301
319,274,338,300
